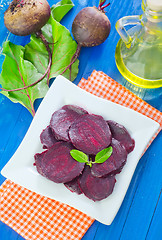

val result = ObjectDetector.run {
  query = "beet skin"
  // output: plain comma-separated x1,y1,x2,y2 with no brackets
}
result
72,7,111,47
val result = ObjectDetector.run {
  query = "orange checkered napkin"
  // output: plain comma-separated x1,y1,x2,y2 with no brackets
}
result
0,180,93,240
0,70,162,240
78,71,162,143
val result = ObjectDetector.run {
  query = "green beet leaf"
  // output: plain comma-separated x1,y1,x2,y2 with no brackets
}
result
0,0,79,116
95,146,113,164
25,15,78,82
24,1,78,82
0,41,48,116
49,16,79,80
23,0,72,76
51,0,74,22
99,0,106,4
24,26,51,80
70,149,89,163
24,0,74,76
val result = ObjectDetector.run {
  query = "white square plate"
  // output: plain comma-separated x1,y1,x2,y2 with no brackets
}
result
1,76,160,225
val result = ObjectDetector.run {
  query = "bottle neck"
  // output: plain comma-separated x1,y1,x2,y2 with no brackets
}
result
142,0,162,23
141,0,162,37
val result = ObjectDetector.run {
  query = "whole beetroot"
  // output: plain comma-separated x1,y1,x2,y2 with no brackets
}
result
61,0,111,79
2,0,52,92
4,0,51,36
72,6,111,47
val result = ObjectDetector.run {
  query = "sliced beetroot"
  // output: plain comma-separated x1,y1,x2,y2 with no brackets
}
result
50,105,88,142
107,120,135,153
78,166,116,201
40,125,58,149
35,142,85,183
34,151,47,177
91,138,127,177
64,175,83,195
69,114,112,155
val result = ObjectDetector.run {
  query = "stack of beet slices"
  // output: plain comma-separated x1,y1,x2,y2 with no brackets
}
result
34,105,135,201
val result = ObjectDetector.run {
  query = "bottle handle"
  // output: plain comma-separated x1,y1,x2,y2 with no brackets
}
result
115,15,142,48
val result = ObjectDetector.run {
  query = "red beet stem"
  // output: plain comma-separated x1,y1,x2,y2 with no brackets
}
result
60,43,81,81
36,31,52,86
98,0,106,9
100,2,110,10
0,31,52,92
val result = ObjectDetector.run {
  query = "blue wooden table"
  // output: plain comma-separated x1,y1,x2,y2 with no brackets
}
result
0,0,162,239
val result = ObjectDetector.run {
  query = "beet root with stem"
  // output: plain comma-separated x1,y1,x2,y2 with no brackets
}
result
72,6,111,48
2,0,52,94
61,0,111,79
4,0,51,36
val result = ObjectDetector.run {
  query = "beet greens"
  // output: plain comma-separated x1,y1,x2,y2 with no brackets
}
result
4,0,52,89
0,1,78,115
0,0,111,115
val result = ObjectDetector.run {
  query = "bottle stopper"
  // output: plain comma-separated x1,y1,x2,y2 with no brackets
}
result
147,0,162,11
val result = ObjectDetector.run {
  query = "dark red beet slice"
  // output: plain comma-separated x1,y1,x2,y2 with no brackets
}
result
69,114,112,155
35,142,85,183
107,120,135,153
34,151,47,177
50,105,88,142
40,126,58,149
64,175,83,195
78,166,116,201
91,138,127,177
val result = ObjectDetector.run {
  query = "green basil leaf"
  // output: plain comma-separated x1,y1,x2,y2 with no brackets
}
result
70,149,88,163
95,146,113,164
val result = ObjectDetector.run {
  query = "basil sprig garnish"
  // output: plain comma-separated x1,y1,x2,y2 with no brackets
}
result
70,146,113,167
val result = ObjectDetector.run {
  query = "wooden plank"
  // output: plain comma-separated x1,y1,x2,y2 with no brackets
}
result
0,96,23,162
119,133,162,240
145,190,162,240
0,221,24,240
82,221,99,240
0,102,32,163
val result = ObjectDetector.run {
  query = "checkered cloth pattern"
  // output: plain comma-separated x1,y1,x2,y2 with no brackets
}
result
0,70,161,240
0,180,93,240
